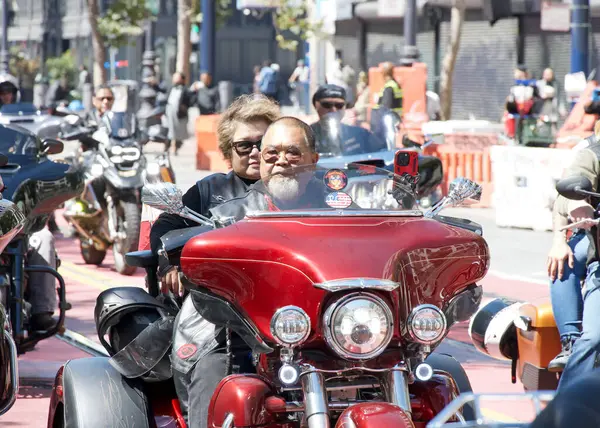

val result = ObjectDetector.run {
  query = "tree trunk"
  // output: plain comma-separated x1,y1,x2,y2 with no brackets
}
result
439,0,466,121
87,0,106,87
176,0,192,81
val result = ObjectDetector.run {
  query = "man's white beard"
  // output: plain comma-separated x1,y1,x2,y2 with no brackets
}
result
268,176,300,202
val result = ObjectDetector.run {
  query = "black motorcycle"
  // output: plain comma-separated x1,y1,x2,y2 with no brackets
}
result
0,125,83,358
61,111,158,275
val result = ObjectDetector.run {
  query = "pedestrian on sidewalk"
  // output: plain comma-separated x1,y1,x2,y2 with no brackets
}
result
289,59,310,114
165,71,194,155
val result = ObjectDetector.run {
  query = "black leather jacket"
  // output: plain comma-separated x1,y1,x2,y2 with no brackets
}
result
150,171,256,257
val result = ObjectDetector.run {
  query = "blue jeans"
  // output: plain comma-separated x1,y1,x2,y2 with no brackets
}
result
558,260,600,390
550,231,588,340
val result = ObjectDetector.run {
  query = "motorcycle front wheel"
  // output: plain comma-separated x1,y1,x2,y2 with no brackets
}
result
112,197,140,276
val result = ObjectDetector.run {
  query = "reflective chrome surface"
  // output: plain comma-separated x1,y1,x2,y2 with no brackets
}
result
382,365,412,416
406,304,448,345
269,305,311,346
301,371,330,428
313,278,401,292
0,330,19,416
322,292,394,361
247,209,424,218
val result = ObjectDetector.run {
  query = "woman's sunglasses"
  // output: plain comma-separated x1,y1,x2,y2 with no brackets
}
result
233,140,262,156
320,101,345,110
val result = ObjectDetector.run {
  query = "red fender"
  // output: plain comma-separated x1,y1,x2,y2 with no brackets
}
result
207,374,276,428
335,403,415,428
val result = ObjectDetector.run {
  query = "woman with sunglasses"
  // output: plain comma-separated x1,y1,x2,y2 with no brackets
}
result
149,93,280,295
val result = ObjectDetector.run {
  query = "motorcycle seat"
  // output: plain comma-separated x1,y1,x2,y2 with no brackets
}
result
125,250,158,268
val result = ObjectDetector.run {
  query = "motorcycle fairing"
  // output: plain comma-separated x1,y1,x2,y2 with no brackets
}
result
0,199,25,253
180,216,489,346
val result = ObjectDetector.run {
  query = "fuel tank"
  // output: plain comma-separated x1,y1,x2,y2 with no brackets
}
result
180,216,489,344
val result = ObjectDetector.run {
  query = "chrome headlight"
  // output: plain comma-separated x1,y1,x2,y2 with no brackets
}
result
324,293,393,360
407,304,447,345
270,306,311,346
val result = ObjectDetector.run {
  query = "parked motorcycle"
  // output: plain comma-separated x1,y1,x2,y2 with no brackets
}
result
0,152,25,417
0,102,65,140
315,108,444,209
0,125,83,360
47,156,488,427
60,111,164,275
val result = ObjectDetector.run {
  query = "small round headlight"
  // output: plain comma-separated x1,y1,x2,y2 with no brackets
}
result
407,304,447,345
270,306,311,346
324,293,393,360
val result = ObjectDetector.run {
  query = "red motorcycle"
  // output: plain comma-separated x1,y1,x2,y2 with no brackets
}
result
46,162,488,428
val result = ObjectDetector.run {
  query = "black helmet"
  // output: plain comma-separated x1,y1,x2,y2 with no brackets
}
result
0,74,19,103
95,287,176,382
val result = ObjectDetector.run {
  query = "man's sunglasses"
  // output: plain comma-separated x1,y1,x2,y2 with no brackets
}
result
233,139,261,156
98,96,114,102
261,146,304,164
320,101,345,110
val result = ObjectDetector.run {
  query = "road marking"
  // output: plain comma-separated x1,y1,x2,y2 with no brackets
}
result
481,408,520,422
488,269,549,286
58,263,110,290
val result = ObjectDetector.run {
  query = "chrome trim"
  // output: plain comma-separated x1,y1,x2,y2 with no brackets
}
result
407,304,448,345
270,305,311,346
426,391,555,428
247,209,424,218
220,413,234,428
0,330,19,416
314,278,400,292
301,371,330,428
382,365,412,415
323,292,394,361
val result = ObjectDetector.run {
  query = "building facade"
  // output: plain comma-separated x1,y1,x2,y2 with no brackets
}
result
8,0,303,95
334,0,600,121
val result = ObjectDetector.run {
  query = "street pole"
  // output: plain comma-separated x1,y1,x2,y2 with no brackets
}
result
200,0,215,76
402,0,419,66
138,19,157,129
571,0,590,77
0,0,9,74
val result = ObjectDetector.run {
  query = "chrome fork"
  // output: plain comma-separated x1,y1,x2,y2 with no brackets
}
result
0,330,19,416
301,371,330,428
381,364,412,417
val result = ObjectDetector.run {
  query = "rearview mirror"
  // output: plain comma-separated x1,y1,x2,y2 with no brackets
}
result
556,176,593,201
142,183,215,228
41,138,64,155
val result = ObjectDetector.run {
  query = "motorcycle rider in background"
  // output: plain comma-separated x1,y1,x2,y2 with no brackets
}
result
554,121,600,390
0,74,59,330
79,85,115,152
546,131,598,371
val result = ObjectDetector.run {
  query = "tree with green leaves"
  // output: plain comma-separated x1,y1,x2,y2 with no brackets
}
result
87,0,150,87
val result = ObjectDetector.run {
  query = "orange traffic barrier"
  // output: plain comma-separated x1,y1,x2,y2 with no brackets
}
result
195,115,230,172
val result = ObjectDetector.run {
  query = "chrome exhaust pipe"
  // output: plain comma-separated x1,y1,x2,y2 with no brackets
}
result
0,330,19,416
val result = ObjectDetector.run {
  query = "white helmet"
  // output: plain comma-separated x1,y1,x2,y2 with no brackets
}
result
0,73,20,103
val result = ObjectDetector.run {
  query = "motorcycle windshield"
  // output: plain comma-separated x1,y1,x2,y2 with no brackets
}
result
314,110,390,158
0,125,40,157
0,103,40,116
209,163,418,225
102,111,136,140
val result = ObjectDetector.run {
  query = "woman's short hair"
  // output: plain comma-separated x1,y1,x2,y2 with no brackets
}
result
217,94,280,160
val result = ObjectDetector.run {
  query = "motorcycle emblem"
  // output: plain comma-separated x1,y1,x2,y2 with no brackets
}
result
117,128,129,138
324,169,348,191
325,191,353,209
176,343,198,360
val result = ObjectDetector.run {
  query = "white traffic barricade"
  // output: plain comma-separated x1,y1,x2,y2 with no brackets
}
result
491,145,575,232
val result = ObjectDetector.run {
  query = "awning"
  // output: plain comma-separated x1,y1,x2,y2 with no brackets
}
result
352,0,483,21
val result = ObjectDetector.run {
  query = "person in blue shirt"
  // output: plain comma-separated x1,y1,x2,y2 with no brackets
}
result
258,60,278,101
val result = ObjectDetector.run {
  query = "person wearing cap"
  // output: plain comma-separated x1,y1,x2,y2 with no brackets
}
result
0,74,20,106
311,84,386,156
